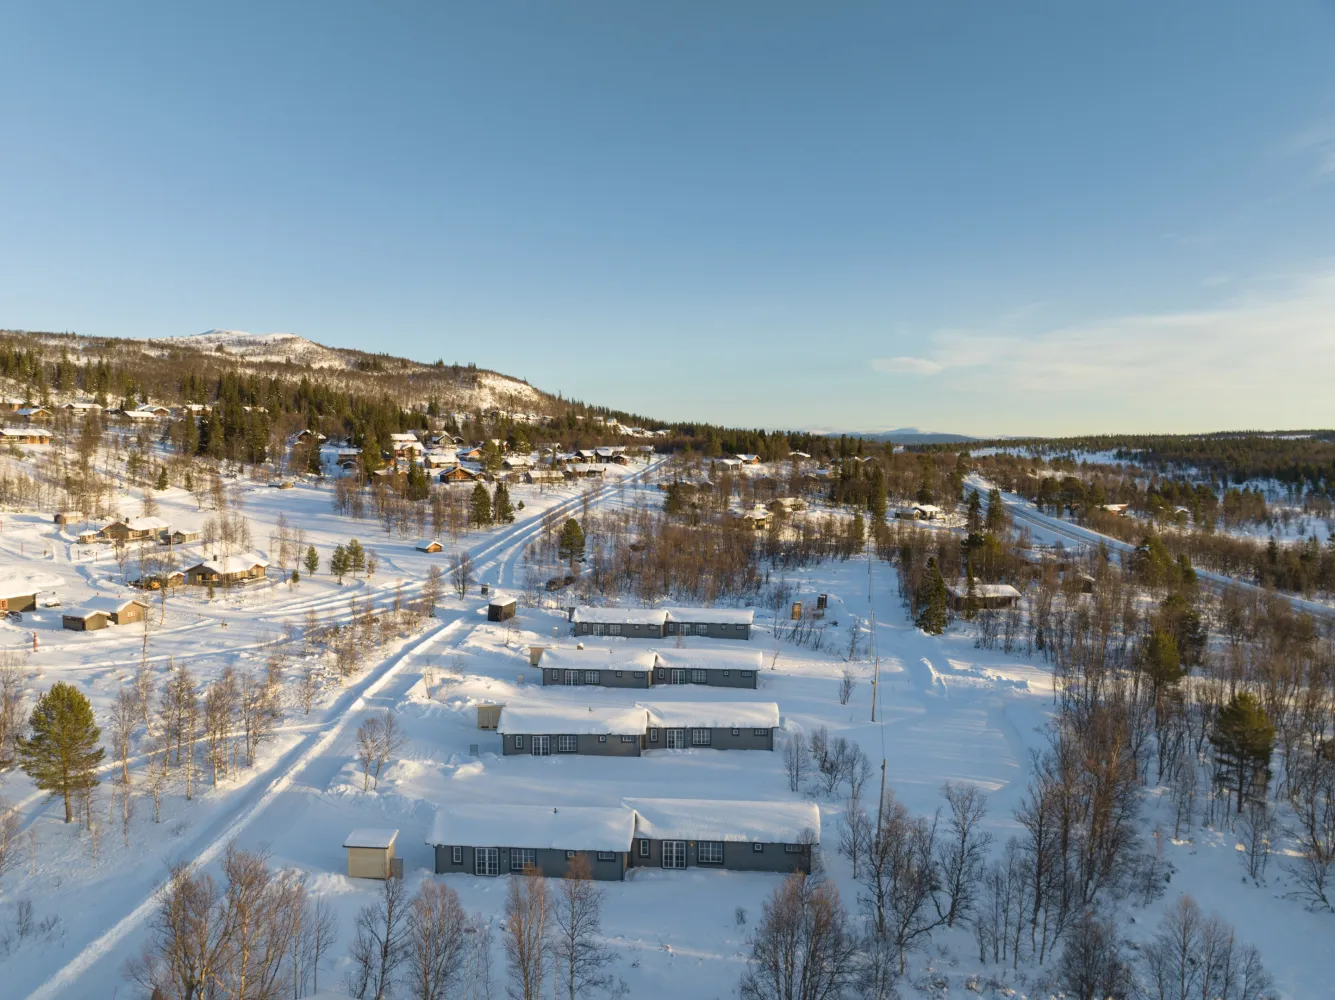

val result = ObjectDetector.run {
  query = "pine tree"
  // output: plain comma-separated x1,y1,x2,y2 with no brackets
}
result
493,481,516,524
406,460,429,501
155,467,169,491
1210,692,1275,814
558,518,586,564
470,482,493,527
915,558,949,635
663,481,685,516
868,467,887,522
347,538,366,576
985,488,1005,533
330,544,349,584
304,545,320,577
1143,628,1185,698
17,682,105,824
183,470,194,493
966,492,983,534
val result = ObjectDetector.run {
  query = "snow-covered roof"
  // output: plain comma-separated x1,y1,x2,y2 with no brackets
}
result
540,647,657,672
641,701,780,729
427,805,635,853
344,828,399,849
106,516,170,533
664,607,754,625
187,552,269,574
626,799,820,845
913,504,944,515
573,607,668,626
498,704,648,735
946,582,1021,599
389,432,420,443
0,427,51,438
415,540,442,551
649,648,763,671
66,596,147,619
488,591,516,608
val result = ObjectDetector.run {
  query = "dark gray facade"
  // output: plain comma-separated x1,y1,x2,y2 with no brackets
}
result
652,666,757,689
573,620,664,639
501,732,643,757
664,620,751,640
630,838,811,874
644,725,773,751
542,666,651,689
433,844,629,881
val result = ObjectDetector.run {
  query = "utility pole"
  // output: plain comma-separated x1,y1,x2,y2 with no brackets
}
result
868,530,880,723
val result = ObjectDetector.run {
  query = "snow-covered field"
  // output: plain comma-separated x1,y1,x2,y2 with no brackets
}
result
0,462,1329,999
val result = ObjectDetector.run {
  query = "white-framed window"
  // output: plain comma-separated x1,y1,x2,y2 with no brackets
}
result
722,670,730,677
607,624,622,635
452,846,463,864
649,729,659,743
597,851,616,861
634,671,645,678
753,728,770,736
511,848,536,870
731,727,740,736
615,671,623,678
585,670,600,684
557,735,578,753
531,735,550,756
565,850,576,859
698,841,724,864
693,623,709,635
662,841,687,869
639,839,650,858
620,734,636,743
691,669,708,683
598,734,607,742
666,729,685,749
741,671,753,678
475,848,500,876
691,728,712,746
784,844,804,854
513,735,523,749
752,843,764,853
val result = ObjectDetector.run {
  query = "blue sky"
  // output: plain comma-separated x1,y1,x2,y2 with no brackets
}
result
3,2,1335,435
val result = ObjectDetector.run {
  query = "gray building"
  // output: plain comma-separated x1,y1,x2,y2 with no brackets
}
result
571,607,667,639
569,605,755,641
650,648,762,689
625,798,820,874
664,607,754,640
498,705,648,757
538,647,655,689
641,701,779,751
428,805,635,881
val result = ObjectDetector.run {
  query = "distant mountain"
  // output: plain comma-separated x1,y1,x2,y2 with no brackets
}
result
820,427,980,445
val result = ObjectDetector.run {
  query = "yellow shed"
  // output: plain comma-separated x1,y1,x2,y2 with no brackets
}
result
477,704,502,730
344,828,399,879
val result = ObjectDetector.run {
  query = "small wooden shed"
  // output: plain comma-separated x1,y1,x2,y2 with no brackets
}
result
344,828,399,880
63,609,110,631
415,540,443,553
487,593,517,622
477,704,502,730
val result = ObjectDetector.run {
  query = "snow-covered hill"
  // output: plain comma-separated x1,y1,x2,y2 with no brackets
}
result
161,329,350,369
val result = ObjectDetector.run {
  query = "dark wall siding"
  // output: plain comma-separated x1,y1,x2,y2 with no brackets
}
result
500,733,643,757
542,668,651,689
631,838,811,874
433,844,628,881
652,668,757,690
645,727,773,751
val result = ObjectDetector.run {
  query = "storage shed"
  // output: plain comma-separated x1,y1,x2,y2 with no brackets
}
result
415,540,443,553
477,704,502,730
344,828,399,879
487,593,517,622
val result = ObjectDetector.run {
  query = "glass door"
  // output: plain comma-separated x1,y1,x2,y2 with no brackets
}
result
665,729,685,749
662,841,687,869
532,735,551,756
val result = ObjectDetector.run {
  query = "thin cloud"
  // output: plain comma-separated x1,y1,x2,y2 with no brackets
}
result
871,356,944,375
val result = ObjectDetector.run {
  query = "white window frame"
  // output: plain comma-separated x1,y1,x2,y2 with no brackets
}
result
597,851,616,861
741,671,753,678
784,843,804,854
690,669,708,684
452,846,463,864
662,841,687,869
693,623,709,635
752,842,764,853
639,839,650,858
584,670,600,684
513,735,523,750
607,623,622,635
598,734,607,743
731,727,740,736
620,734,636,743
691,728,712,746
475,847,500,876
665,729,685,749
510,848,536,870
531,735,550,756
557,734,578,753
698,841,724,864
753,728,770,736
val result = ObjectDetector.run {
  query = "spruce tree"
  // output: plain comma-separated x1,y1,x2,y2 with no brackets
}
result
470,482,493,527
663,481,685,516
493,481,516,524
406,460,429,501
347,538,366,576
330,544,349,584
868,467,888,522
966,492,983,534
1210,692,1275,813
915,557,949,635
18,682,105,823
985,488,1005,534
155,467,169,491
304,545,320,577
1144,628,1185,698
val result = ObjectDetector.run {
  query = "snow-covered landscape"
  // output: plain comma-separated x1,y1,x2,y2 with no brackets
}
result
0,427,1330,1000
